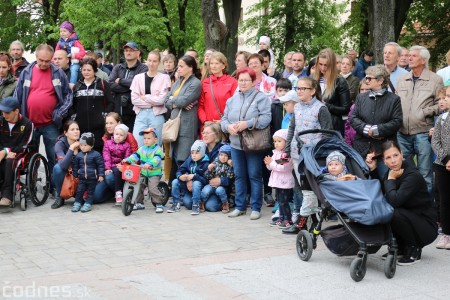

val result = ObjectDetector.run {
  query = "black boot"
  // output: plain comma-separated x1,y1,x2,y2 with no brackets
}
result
51,197,65,209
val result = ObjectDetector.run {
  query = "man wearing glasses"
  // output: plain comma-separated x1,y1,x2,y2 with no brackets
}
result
109,41,148,131
396,45,444,194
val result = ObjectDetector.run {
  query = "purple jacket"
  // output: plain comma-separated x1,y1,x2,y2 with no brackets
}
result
345,104,356,146
103,137,132,170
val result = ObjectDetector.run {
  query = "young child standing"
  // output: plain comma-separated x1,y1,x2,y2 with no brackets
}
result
264,129,295,228
259,36,275,71
103,124,132,205
56,20,86,87
168,140,209,215
202,144,234,213
122,128,165,213
72,133,105,213
279,90,299,129
271,78,293,135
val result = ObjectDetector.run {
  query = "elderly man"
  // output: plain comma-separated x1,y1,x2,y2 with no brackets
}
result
383,42,408,92
398,47,411,71
53,49,71,81
14,44,72,178
280,51,295,78
9,40,29,79
397,45,444,194
109,41,147,131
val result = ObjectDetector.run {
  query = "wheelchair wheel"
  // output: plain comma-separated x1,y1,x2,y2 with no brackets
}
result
151,181,169,207
26,153,50,206
20,194,27,211
296,230,313,261
122,190,133,216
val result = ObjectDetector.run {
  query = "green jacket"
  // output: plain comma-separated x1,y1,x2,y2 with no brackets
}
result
0,74,17,101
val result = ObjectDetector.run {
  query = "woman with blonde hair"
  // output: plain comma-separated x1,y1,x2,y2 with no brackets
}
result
198,51,238,135
314,48,351,134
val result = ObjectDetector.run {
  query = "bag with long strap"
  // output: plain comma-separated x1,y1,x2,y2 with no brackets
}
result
239,91,272,152
60,168,79,199
162,109,182,143
209,77,223,118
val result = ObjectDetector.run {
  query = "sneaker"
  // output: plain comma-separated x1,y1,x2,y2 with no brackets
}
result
191,205,200,215
133,203,145,210
250,210,261,220
278,220,292,229
71,202,82,213
436,234,450,249
271,209,280,222
0,197,12,207
270,220,282,227
80,203,92,213
264,193,275,207
221,201,230,213
228,209,246,218
397,246,422,266
167,202,180,213
51,197,65,209
155,205,164,213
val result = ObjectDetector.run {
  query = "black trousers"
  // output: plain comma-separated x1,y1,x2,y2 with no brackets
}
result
276,188,293,221
435,164,450,234
0,158,14,200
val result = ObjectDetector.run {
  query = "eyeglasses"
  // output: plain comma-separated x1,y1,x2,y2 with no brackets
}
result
294,87,313,92
365,76,377,82
238,79,253,83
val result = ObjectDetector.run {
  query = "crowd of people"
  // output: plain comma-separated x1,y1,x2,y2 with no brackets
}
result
0,21,449,266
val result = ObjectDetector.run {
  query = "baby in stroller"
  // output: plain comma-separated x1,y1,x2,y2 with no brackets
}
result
322,151,357,181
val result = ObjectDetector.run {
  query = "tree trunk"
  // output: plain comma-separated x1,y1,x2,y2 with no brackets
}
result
202,0,242,73
284,0,295,52
394,0,413,41
367,0,395,64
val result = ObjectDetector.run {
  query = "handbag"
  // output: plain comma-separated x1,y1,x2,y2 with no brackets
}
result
162,109,182,143
239,91,272,152
60,168,79,199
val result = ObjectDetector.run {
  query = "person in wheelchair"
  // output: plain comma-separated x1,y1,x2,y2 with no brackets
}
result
122,127,165,213
0,97,33,207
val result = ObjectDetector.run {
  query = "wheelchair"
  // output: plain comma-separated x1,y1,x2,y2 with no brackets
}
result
121,164,169,216
9,147,50,210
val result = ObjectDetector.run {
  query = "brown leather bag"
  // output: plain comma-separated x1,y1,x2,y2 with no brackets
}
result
60,169,79,199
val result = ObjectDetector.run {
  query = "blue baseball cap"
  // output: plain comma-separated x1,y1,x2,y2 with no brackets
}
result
123,41,139,50
0,96,20,112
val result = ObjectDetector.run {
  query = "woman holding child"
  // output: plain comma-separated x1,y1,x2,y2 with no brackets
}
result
221,67,271,220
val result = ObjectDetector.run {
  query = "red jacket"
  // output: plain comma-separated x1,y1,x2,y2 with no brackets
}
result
198,74,238,125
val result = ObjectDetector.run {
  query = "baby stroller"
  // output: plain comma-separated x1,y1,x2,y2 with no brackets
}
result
294,129,397,282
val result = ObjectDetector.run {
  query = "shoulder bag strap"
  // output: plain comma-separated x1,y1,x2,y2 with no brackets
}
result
209,77,223,118
388,79,396,94
240,91,260,129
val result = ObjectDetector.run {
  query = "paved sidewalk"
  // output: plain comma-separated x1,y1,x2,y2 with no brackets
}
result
0,198,449,299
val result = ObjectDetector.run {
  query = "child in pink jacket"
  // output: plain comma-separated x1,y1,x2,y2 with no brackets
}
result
264,129,295,228
103,124,132,205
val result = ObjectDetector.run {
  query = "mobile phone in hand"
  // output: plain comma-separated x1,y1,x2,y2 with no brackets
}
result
275,158,289,164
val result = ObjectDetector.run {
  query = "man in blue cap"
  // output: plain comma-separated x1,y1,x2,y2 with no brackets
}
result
109,41,147,132
0,97,33,207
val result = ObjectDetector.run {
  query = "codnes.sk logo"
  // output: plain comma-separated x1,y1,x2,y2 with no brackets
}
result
2,281,90,298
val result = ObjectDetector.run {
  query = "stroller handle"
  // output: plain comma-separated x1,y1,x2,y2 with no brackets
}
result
297,129,343,140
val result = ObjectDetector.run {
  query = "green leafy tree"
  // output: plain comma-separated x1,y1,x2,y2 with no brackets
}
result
241,0,345,67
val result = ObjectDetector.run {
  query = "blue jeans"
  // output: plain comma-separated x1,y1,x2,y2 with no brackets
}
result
34,123,59,176
70,63,79,84
133,109,164,147
201,185,228,212
52,164,65,199
172,179,203,209
74,179,97,205
397,132,433,194
231,148,264,212
93,173,115,204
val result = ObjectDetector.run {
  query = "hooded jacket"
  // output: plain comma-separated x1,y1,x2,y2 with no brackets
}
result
176,155,210,186
0,74,17,100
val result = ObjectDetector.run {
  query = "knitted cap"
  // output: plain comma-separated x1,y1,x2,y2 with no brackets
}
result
191,140,206,157
114,124,129,136
219,144,232,158
60,21,74,33
326,151,346,166
273,129,288,141
80,132,95,147
259,36,270,46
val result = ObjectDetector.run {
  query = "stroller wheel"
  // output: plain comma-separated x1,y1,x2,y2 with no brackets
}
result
296,230,313,261
384,254,396,279
350,257,366,282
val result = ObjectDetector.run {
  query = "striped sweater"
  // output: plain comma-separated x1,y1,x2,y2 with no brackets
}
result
124,144,164,177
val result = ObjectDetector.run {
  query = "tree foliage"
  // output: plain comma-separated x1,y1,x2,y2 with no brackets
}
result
241,0,345,66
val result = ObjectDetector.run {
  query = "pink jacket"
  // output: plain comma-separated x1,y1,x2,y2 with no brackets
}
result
266,149,295,189
103,138,132,170
130,72,171,116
